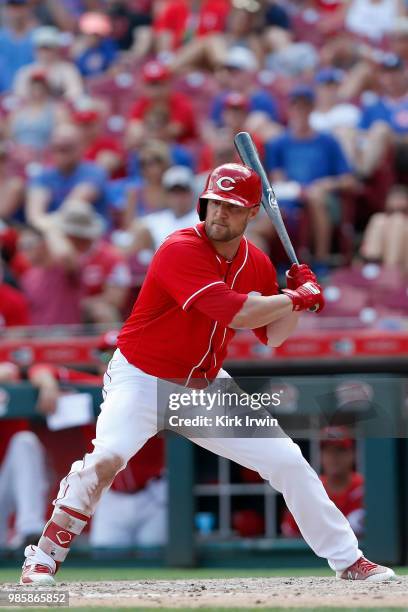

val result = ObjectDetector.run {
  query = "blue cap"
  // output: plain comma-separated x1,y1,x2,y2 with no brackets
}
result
315,67,343,84
289,84,315,103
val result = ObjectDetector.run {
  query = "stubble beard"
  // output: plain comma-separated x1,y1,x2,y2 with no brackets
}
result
205,220,245,243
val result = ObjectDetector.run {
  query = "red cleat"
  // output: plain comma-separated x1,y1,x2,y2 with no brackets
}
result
337,556,395,582
19,546,56,586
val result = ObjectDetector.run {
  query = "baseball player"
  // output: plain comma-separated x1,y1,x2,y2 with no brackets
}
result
20,163,394,584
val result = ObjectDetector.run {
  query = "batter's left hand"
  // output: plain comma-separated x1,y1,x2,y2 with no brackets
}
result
286,264,317,290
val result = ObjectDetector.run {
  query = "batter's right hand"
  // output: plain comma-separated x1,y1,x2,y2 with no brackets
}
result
282,281,325,313
286,264,317,290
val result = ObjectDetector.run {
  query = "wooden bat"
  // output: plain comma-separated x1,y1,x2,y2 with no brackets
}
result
234,131,299,265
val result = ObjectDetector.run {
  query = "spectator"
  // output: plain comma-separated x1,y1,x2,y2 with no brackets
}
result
17,223,83,325
310,68,361,165
390,17,408,64
202,92,277,173
0,256,30,327
7,69,69,154
223,0,266,63
74,12,118,78
282,427,364,538
73,99,126,179
358,55,408,177
126,60,197,148
360,185,408,275
13,26,84,101
128,165,198,254
264,86,354,265
55,201,131,324
0,0,37,93
26,123,108,230
121,140,171,227
210,47,278,128
0,142,25,222
19,201,131,325
165,0,265,70
153,0,229,58
107,0,153,58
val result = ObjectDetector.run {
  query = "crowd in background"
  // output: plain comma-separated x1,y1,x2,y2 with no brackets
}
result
0,0,407,329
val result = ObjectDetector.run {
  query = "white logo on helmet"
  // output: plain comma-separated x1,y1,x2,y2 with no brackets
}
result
216,176,236,191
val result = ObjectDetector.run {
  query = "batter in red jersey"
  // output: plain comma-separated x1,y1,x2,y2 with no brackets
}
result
21,163,394,584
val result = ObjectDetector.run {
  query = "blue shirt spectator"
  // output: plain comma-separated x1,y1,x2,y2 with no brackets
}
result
0,27,35,92
31,161,107,215
26,124,108,228
265,131,351,185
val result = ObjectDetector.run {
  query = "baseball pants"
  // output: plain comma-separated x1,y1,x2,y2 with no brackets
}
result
54,349,361,571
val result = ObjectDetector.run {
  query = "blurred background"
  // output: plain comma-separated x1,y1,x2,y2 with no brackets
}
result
0,0,407,570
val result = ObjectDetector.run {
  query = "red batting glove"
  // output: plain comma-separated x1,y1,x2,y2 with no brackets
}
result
286,263,317,290
282,281,325,312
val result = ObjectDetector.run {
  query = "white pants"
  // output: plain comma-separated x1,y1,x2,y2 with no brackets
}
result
0,432,47,546
55,349,361,571
90,478,167,547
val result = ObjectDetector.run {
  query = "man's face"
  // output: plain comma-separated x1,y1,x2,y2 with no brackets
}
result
166,186,193,215
223,107,248,132
66,235,93,253
145,80,169,101
6,4,30,29
321,445,354,479
51,136,82,171
205,199,258,242
18,230,46,265
288,98,313,131
380,66,406,97
316,82,338,107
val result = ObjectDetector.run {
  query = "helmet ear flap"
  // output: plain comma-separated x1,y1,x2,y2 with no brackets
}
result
198,198,208,221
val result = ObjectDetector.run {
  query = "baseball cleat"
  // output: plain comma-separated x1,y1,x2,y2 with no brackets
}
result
20,562,56,586
19,545,56,586
336,556,396,582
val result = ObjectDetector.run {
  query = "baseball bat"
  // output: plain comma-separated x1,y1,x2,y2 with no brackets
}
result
234,131,299,265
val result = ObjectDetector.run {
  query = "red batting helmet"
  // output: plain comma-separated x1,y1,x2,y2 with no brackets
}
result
197,163,262,221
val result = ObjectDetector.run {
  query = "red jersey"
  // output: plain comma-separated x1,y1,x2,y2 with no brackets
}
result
154,0,229,48
118,222,278,385
281,472,365,537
